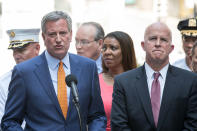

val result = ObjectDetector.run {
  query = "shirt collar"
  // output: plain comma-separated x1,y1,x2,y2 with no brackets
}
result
96,54,102,64
145,62,169,79
96,54,102,73
45,50,70,70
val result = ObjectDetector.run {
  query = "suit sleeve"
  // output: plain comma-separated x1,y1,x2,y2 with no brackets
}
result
182,75,197,131
1,66,25,131
87,63,107,131
111,77,131,131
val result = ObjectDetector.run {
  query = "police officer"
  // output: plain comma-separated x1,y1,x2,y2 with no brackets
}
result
0,28,40,128
173,18,197,71
190,42,197,73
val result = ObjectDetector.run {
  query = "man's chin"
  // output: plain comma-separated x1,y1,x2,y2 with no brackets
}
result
152,57,168,64
16,60,23,64
193,67,197,73
153,57,162,61
186,52,191,57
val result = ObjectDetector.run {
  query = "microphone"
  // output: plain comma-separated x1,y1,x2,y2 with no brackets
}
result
65,74,79,103
66,74,83,131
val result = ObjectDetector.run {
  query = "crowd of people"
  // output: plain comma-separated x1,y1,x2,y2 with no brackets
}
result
0,10,196,131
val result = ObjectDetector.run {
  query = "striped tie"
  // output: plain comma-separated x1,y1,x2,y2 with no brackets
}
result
151,72,160,127
57,61,68,119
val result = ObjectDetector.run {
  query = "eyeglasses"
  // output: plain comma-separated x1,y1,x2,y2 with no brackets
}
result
75,40,97,45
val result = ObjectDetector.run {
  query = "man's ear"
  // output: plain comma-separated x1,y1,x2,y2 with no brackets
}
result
141,41,145,51
189,55,193,62
169,44,174,53
69,30,72,42
42,33,45,40
98,39,103,49
35,43,40,55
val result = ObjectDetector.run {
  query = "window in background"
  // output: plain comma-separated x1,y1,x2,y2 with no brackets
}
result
125,0,136,5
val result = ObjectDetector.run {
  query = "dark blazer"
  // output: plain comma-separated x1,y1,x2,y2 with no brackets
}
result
1,52,106,131
111,65,197,131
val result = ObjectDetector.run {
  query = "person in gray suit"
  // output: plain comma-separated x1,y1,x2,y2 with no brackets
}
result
111,22,197,131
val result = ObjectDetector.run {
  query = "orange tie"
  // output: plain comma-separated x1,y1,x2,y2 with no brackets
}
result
57,61,68,119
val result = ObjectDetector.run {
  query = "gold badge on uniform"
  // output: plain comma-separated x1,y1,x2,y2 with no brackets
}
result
10,31,15,37
188,19,196,27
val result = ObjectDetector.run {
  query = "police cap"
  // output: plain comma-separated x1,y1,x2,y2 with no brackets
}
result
7,28,40,49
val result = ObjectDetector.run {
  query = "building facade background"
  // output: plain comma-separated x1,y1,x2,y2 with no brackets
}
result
0,0,195,75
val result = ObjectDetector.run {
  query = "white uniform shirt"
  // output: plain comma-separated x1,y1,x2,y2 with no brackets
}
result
0,70,25,128
173,58,191,71
0,70,12,122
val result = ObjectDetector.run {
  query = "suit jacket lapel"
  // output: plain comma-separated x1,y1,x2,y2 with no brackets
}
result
157,65,177,130
34,52,63,117
66,54,81,121
135,66,155,128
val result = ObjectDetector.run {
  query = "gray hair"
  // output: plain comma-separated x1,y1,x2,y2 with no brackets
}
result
41,11,72,33
81,22,105,40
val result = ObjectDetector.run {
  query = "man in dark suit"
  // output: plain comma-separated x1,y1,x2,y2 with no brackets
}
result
111,22,197,131
1,11,106,131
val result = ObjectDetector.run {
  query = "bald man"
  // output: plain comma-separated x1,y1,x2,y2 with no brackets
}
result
111,22,197,131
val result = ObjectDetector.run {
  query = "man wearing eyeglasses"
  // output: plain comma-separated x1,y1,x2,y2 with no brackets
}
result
75,22,105,74
173,18,197,71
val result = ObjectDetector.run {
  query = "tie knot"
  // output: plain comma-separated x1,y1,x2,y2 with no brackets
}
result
59,61,63,66
154,72,160,80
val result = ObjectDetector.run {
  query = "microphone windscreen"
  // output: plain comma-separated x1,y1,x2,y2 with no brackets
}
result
65,74,78,87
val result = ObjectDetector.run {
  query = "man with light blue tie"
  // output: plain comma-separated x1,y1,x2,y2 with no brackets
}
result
1,11,106,131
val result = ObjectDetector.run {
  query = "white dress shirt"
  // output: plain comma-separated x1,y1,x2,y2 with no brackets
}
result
173,58,191,71
145,62,169,103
